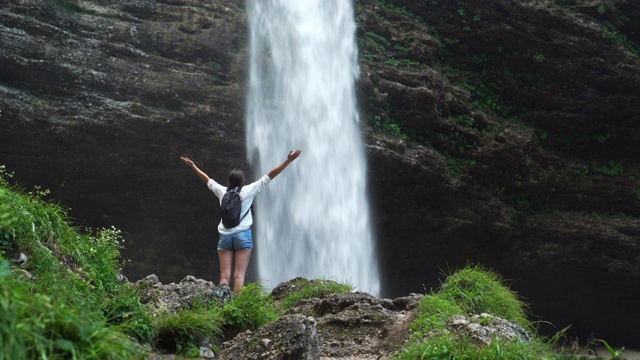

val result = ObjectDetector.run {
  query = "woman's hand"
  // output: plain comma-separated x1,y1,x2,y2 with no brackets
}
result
287,149,302,162
267,149,302,179
180,157,195,167
181,157,210,183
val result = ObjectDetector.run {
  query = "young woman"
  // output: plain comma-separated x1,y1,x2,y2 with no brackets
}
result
180,149,301,293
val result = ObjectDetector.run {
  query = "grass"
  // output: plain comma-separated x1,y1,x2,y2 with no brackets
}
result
152,304,223,356
279,278,353,310
0,166,150,359
438,265,530,325
394,264,555,359
220,283,279,337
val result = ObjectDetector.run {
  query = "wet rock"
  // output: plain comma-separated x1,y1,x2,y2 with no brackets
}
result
218,314,319,360
283,291,421,359
11,252,28,265
134,274,231,314
445,313,533,346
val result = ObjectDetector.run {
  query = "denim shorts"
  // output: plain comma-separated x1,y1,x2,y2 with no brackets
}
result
217,228,253,251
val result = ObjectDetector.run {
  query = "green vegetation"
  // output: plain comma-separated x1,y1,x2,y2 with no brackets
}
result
395,266,627,359
370,115,410,140
356,2,425,70
594,161,624,176
377,0,417,19
602,24,640,56
152,304,222,356
439,266,529,325
394,265,551,359
219,283,279,337
279,279,353,310
572,161,625,180
447,157,476,175
0,166,150,359
533,52,546,63
364,31,391,52
600,339,625,358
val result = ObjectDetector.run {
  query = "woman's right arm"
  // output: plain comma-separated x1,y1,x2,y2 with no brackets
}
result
180,157,211,183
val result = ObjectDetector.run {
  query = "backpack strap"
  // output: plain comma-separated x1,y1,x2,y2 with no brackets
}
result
240,207,251,222
231,186,252,223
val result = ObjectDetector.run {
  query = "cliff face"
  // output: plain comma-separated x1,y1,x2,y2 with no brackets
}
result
357,0,640,346
1,0,639,347
1,0,249,280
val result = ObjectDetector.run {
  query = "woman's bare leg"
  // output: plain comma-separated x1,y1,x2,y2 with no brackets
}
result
218,250,233,286
232,248,253,293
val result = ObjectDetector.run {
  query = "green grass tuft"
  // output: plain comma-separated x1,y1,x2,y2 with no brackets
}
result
280,279,352,310
220,283,279,337
395,264,556,360
438,264,530,327
152,304,223,356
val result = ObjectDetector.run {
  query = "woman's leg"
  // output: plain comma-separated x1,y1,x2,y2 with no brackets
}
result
218,250,233,286
232,248,252,293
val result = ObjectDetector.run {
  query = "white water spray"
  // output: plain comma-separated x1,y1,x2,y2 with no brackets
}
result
246,0,379,295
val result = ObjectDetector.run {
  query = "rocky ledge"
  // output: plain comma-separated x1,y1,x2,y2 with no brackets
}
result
138,275,536,359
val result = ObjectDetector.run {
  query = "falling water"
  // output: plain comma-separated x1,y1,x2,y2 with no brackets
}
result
246,1,380,295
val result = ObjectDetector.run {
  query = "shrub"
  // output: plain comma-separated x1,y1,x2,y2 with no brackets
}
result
220,283,279,337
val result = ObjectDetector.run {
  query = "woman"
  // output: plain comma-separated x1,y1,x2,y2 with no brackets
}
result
180,149,301,293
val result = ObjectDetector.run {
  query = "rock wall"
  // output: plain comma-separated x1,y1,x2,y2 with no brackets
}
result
1,0,638,347
358,0,640,346
1,0,249,281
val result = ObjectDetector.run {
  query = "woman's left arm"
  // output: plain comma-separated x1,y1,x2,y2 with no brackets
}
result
267,149,301,180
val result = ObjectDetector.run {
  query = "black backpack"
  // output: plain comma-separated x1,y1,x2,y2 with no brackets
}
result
220,187,249,228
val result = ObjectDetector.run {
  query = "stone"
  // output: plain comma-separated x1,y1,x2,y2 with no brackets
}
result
134,274,230,315
218,314,320,360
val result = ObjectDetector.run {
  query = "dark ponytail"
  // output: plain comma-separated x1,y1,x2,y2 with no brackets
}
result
227,168,245,190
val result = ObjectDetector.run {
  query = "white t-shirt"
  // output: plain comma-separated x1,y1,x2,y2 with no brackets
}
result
207,175,271,235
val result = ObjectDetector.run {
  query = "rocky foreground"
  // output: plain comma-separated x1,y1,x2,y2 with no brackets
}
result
138,275,533,359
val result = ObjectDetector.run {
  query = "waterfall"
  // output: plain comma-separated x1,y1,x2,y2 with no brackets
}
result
246,0,380,295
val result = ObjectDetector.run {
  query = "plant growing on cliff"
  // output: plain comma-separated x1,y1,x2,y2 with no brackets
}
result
0,167,151,358
152,304,223,356
438,265,529,325
280,278,353,310
602,24,639,56
594,160,624,176
533,53,546,62
220,283,279,338
395,265,557,359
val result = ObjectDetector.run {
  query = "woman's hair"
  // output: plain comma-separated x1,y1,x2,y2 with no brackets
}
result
227,168,245,190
